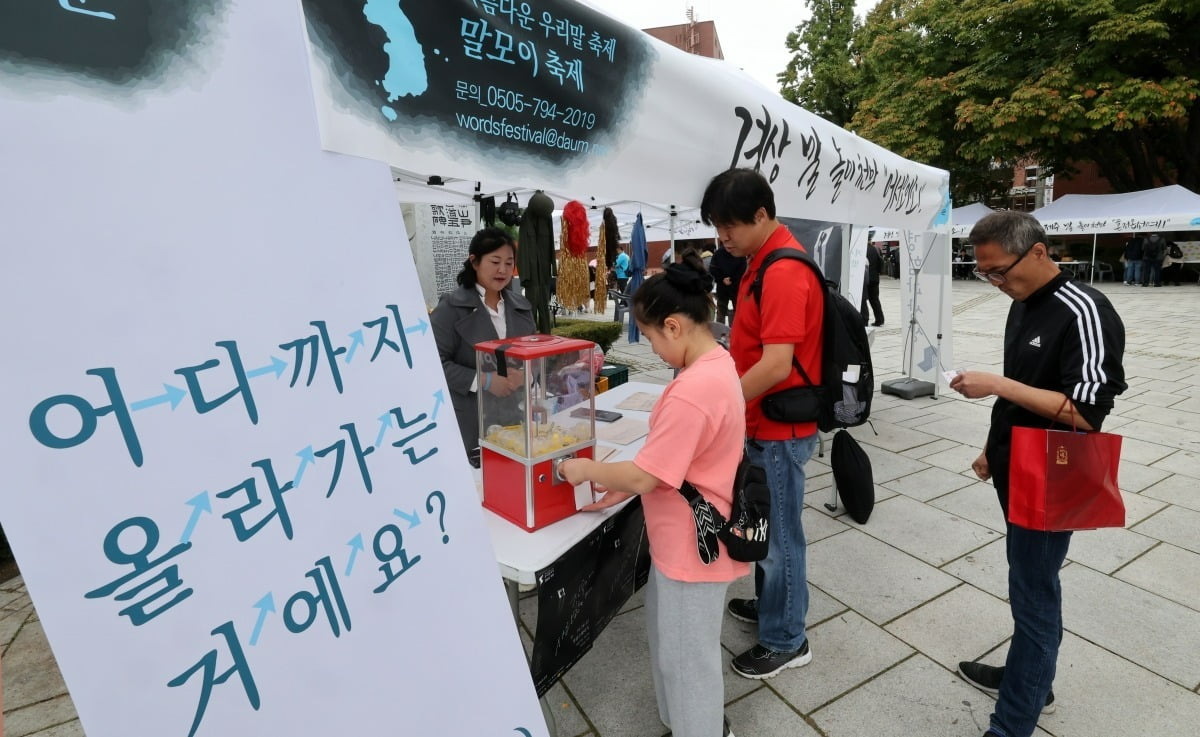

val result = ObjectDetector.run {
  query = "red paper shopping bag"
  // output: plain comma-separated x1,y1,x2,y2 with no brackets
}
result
1008,426,1125,531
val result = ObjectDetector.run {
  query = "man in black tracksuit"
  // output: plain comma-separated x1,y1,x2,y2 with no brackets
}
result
949,211,1126,737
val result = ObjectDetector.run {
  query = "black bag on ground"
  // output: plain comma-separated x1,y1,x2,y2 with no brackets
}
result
677,451,770,563
749,248,873,432
831,429,875,524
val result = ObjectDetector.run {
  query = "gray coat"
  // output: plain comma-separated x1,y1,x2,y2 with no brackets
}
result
430,285,536,455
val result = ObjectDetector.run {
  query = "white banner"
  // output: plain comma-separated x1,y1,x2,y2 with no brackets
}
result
301,0,950,231
896,231,955,389
0,2,544,736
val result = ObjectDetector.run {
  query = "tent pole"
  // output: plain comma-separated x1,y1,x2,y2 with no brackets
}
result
668,207,677,267
1090,233,1097,285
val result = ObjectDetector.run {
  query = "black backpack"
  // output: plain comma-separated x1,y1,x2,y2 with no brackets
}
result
750,248,873,433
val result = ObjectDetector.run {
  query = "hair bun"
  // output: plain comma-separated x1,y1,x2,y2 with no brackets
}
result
664,263,712,294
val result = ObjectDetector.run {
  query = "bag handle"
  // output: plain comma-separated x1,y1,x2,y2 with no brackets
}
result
1057,395,1078,432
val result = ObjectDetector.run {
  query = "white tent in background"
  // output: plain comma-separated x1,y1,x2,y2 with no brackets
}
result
951,202,997,238
1031,184,1200,282
871,202,996,242
1030,184,1200,236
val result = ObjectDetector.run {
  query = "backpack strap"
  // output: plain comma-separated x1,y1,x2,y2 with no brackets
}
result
748,247,820,388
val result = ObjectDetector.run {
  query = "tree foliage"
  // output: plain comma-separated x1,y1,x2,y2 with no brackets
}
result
779,1,859,127
838,0,1200,198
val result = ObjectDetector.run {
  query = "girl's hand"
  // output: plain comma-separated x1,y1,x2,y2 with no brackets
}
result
581,486,634,512
558,458,589,485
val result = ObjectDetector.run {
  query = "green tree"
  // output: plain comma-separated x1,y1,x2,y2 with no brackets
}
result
779,1,859,126
850,0,1200,196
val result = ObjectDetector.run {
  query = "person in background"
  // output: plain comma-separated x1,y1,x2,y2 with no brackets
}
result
861,243,884,326
709,241,746,326
1161,237,1184,286
1121,233,1143,285
702,167,823,681
1141,232,1166,287
559,254,746,737
952,210,1126,737
613,243,631,293
430,227,535,466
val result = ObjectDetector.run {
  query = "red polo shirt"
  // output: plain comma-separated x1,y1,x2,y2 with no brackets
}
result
729,225,823,440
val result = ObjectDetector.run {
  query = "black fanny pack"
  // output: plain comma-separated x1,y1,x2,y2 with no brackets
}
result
760,385,821,423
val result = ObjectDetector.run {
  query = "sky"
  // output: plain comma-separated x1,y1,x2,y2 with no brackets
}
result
584,1,880,92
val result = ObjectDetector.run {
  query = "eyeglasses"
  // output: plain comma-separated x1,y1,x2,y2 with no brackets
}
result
973,246,1032,285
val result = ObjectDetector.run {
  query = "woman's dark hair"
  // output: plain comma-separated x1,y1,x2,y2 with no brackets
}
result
700,167,776,226
457,227,516,288
633,250,714,327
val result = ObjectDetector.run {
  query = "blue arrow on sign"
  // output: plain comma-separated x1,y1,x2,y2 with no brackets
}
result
249,593,275,646
404,317,428,336
374,412,393,448
179,491,212,544
293,445,316,487
431,389,445,421
393,508,421,529
130,383,187,412
344,329,365,364
345,533,364,576
246,356,288,380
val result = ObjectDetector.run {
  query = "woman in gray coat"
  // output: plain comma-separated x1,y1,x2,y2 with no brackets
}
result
431,227,537,464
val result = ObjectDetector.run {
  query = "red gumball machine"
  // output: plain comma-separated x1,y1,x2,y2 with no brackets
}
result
475,335,599,531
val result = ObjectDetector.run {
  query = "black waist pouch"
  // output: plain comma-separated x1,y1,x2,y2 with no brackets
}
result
760,386,821,423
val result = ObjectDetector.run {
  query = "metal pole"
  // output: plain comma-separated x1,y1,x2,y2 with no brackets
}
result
1090,233,1098,285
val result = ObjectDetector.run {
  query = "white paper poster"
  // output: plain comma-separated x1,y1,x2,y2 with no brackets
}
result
0,2,544,736
404,202,479,310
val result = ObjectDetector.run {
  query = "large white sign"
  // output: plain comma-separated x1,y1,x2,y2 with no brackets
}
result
896,231,955,389
300,0,951,232
0,2,544,736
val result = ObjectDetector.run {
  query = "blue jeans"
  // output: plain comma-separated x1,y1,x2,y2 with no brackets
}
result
1123,259,1141,283
1142,258,1161,285
748,434,818,652
990,523,1072,737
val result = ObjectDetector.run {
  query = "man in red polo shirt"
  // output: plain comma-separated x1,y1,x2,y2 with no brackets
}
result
700,167,824,679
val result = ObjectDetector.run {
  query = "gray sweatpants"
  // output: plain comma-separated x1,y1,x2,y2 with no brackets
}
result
646,564,731,737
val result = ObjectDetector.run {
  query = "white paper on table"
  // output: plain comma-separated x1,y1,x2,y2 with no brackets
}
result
615,392,658,412
594,446,620,463
595,418,650,445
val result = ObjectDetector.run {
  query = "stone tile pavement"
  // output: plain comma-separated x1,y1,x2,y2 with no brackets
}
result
4,276,1200,736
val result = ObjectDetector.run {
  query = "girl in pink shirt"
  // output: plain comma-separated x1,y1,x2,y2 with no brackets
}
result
560,257,747,737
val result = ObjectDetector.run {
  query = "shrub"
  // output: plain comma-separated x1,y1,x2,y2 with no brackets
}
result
551,320,623,354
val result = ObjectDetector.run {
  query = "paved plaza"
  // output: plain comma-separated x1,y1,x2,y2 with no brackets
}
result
3,276,1200,736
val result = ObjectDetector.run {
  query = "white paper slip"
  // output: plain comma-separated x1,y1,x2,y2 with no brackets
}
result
615,391,658,412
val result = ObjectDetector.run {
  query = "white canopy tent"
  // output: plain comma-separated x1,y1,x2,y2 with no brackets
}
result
1031,184,1200,282
1030,184,1200,236
872,202,997,242
951,202,997,238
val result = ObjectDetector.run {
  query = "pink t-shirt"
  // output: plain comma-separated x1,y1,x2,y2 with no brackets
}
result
634,346,750,582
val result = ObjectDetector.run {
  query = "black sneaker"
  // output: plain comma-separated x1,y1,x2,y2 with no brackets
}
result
957,661,1056,714
726,598,758,623
731,640,811,679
